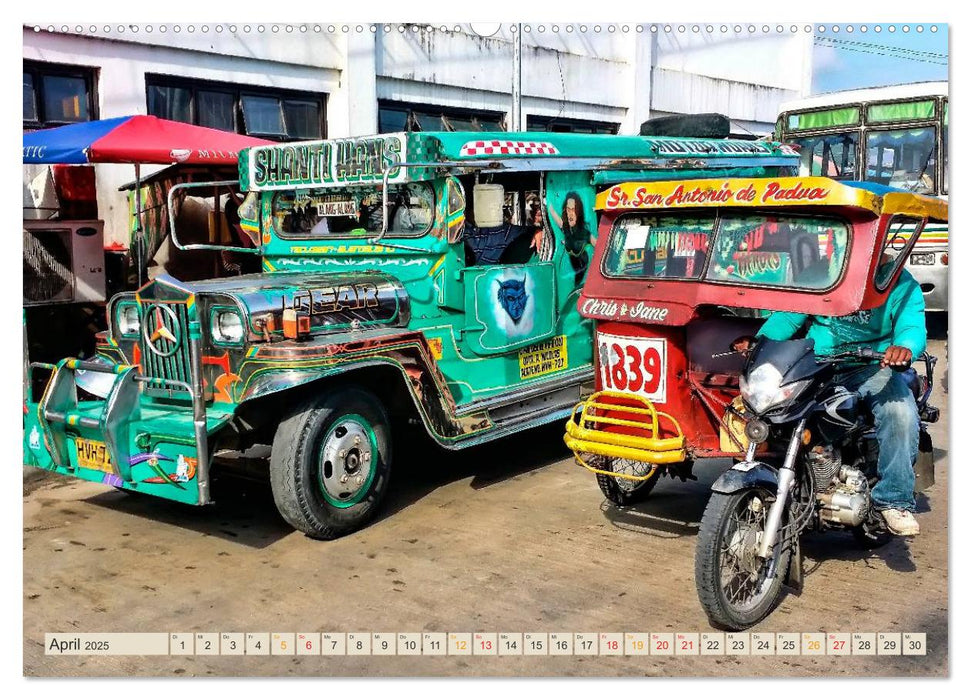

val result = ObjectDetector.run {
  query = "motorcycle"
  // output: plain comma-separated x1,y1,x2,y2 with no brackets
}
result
694,338,939,630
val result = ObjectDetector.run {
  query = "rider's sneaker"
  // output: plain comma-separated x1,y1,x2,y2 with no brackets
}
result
880,508,920,536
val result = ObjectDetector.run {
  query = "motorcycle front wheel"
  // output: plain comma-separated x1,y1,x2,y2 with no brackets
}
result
695,488,792,630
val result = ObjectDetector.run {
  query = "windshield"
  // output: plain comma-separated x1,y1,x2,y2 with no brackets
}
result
791,132,859,180
272,183,435,238
866,127,937,194
708,214,849,289
604,211,850,291
603,213,714,280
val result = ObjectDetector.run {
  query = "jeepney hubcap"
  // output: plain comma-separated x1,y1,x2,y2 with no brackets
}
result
318,417,375,507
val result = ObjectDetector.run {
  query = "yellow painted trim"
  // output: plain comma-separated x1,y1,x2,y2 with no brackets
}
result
596,176,948,224
428,255,446,277
565,420,685,452
565,436,685,469
563,391,687,480
882,192,948,222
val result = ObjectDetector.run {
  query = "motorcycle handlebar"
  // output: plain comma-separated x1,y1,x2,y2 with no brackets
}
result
711,347,888,362
711,344,921,373
824,346,912,369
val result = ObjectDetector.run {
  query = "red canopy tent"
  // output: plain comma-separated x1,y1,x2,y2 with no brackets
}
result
23,116,273,282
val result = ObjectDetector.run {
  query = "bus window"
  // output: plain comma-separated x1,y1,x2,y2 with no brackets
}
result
791,133,858,179
865,127,937,194
942,101,948,194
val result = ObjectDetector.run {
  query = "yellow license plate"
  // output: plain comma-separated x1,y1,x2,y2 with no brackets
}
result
76,438,113,472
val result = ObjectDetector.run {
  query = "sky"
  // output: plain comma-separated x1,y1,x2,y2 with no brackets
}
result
812,23,948,94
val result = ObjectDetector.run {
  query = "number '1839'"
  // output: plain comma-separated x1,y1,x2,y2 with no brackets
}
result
597,333,667,402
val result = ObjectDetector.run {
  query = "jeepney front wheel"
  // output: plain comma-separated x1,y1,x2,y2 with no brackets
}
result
594,456,662,506
270,386,392,540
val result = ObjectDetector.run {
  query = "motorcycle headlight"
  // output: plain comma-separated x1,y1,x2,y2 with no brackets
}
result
117,304,140,336
740,364,811,415
212,310,245,344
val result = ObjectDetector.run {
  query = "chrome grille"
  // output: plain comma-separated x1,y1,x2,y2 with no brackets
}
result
140,302,193,397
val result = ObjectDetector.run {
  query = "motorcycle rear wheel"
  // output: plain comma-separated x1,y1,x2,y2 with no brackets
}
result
695,488,792,630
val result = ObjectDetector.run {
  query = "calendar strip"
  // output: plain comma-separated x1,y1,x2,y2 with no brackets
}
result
44,632,927,656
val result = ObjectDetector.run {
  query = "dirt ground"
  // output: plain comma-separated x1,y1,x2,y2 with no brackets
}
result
23,339,949,677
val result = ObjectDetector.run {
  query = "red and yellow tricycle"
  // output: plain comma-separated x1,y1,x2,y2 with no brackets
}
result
565,176,945,506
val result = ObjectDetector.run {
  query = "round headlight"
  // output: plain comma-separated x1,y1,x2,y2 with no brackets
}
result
744,418,770,444
213,310,245,343
118,305,140,336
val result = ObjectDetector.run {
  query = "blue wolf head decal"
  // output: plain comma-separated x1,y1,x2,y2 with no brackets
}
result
497,277,529,323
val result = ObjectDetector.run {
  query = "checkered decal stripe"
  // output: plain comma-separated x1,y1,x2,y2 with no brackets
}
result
459,140,560,157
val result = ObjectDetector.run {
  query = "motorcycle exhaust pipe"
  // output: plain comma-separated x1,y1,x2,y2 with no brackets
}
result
757,418,806,560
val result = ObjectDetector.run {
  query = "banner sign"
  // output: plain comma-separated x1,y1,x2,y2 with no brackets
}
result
596,177,878,213
245,134,407,191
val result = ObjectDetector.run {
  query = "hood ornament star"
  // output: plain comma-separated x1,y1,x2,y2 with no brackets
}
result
150,307,177,343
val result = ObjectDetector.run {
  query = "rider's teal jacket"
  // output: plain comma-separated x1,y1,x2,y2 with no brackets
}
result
757,268,927,358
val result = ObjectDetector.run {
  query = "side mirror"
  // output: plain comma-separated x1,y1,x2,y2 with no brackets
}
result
472,183,505,228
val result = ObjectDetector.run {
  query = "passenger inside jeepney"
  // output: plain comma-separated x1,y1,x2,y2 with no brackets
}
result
460,175,546,266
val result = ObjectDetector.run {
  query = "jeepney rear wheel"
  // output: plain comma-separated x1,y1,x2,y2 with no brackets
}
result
595,456,662,506
270,386,392,540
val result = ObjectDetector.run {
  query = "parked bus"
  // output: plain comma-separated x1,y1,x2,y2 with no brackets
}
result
776,82,948,312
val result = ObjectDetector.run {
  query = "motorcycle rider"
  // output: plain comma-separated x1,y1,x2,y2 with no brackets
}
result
733,264,927,536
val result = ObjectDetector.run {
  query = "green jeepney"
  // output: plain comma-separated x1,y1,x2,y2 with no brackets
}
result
24,131,797,539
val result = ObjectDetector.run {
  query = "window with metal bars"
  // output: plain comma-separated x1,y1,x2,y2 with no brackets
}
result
378,100,505,133
145,74,326,142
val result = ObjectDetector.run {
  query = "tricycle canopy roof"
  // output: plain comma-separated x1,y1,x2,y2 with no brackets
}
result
596,176,948,222
580,176,944,326
237,131,798,192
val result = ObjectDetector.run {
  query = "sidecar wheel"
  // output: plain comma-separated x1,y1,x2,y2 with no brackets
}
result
594,456,661,506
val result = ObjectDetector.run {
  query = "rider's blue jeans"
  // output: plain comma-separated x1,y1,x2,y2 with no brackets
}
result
836,365,919,512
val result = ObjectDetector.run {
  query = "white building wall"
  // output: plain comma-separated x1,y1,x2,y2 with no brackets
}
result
651,68,799,132
654,29,812,90
24,24,812,246
375,28,631,127
651,30,813,134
